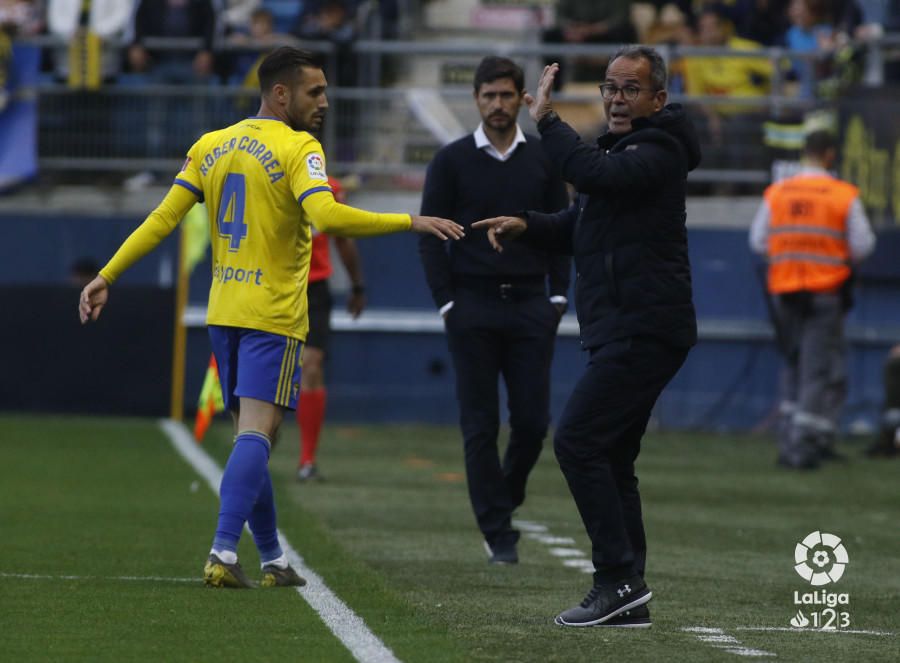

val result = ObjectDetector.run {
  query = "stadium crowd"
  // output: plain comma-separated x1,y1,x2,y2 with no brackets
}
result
0,0,894,89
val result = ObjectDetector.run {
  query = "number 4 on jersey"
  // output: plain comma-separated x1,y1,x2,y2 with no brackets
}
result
218,173,248,251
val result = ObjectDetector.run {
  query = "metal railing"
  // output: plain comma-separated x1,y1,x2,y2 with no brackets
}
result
17,35,897,184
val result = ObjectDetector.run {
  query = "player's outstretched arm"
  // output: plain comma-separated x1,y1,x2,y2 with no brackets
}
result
471,216,527,253
77,184,199,324
409,215,465,241
79,275,110,324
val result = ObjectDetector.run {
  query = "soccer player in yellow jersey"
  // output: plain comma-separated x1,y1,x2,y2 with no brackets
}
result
78,47,464,588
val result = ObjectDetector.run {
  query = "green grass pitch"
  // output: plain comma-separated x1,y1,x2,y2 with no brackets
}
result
0,414,896,662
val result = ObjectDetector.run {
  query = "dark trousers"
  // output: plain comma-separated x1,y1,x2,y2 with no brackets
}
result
774,292,846,463
445,284,560,545
553,336,688,585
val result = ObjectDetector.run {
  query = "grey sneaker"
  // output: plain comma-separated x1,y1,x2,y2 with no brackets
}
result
203,554,256,589
261,563,307,588
297,464,323,482
555,575,651,627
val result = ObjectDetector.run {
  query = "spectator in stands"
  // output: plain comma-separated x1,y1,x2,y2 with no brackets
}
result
0,0,42,36
749,130,875,469
681,4,772,170
221,0,261,35
128,0,217,83
780,0,834,98
228,7,297,83
292,0,357,86
730,0,791,46
868,344,900,458
0,0,42,106
635,2,694,46
47,0,134,86
542,0,636,88
827,0,864,39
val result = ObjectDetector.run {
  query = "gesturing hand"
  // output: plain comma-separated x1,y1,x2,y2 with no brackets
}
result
346,290,366,319
410,215,465,241
471,216,527,253
79,275,110,324
524,63,559,124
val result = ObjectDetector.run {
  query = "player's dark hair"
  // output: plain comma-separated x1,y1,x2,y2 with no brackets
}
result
258,47,323,94
804,130,837,157
609,45,668,91
473,56,525,93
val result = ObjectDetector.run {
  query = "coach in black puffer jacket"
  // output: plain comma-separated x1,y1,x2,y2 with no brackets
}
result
525,102,700,349
474,46,700,629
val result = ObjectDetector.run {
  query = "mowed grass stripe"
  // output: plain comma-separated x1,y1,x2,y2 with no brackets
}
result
201,424,471,663
160,419,402,663
261,422,900,663
0,416,353,663
3,415,897,662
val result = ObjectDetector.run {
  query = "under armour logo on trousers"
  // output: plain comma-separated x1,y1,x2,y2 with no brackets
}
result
617,584,631,597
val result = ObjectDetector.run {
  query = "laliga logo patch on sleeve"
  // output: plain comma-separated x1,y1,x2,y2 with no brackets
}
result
306,153,327,180
180,156,192,172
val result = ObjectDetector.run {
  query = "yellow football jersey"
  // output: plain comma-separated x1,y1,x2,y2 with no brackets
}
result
98,117,410,341
176,117,334,340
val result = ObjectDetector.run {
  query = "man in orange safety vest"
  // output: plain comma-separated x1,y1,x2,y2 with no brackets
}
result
750,130,875,469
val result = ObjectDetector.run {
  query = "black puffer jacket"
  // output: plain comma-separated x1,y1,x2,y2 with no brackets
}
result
524,104,701,350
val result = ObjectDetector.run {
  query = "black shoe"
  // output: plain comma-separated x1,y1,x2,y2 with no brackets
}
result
261,563,307,588
555,576,651,627
483,538,518,565
554,603,652,629
297,463,324,482
597,604,652,628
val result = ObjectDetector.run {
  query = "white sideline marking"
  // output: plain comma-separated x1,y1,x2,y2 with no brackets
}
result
160,419,402,663
529,535,576,545
737,626,895,637
562,559,594,571
0,572,195,583
698,634,740,643
515,519,594,574
682,627,776,658
513,520,548,533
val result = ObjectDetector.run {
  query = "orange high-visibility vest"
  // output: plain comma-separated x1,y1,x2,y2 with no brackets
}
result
764,174,857,294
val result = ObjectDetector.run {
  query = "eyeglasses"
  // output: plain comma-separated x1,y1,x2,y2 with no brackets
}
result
598,83,654,101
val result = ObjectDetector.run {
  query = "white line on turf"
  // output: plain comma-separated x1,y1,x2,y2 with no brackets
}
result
159,419,402,663
561,559,594,570
514,519,594,574
682,627,777,658
548,547,586,558
0,572,195,583
737,626,895,637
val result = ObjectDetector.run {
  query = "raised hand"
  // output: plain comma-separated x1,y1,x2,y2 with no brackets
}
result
524,63,559,124
471,216,527,253
410,216,465,241
79,275,110,324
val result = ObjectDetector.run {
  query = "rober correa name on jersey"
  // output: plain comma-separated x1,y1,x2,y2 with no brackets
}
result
198,135,285,184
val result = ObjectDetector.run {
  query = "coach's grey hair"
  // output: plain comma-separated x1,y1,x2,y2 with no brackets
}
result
609,45,667,91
